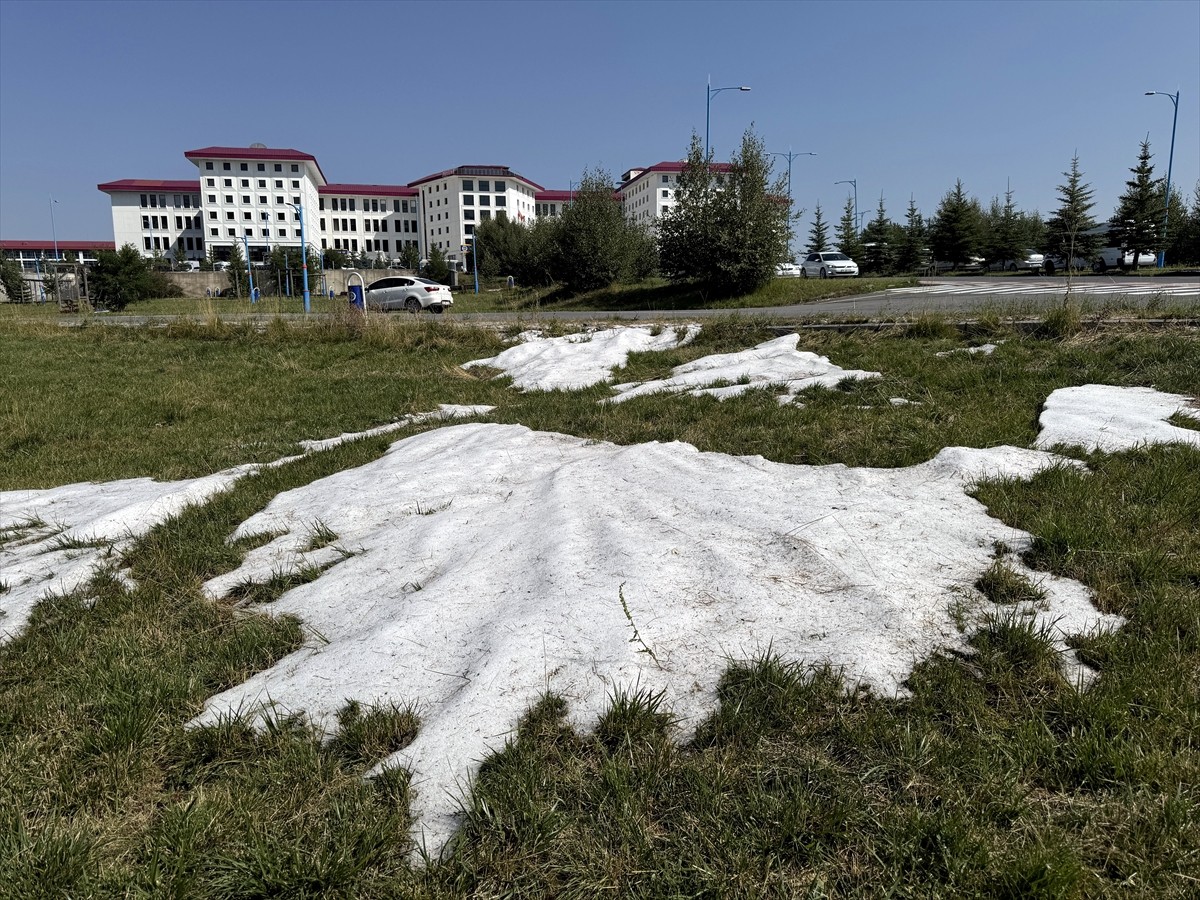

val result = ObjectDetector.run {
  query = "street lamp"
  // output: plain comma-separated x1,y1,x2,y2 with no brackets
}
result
287,202,311,313
705,77,751,159
48,198,58,264
835,179,857,242
769,150,816,254
1145,90,1179,268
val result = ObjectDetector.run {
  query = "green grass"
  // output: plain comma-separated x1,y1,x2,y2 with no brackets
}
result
1,317,1198,896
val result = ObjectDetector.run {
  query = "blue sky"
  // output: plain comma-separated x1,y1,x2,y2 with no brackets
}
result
2,0,1197,245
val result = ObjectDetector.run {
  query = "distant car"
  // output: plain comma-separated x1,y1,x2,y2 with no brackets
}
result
775,262,802,278
933,256,986,274
365,276,454,313
212,261,230,272
1042,254,1092,275
800,251,859,278
1093,247,1157,273
988,249,1045,273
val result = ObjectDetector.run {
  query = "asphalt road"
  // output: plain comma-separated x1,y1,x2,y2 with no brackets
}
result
52,276,1200,326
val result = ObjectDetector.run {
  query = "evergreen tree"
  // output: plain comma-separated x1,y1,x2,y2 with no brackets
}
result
807,202,829,253
659,129,788,295
1043,154,1098,272
834,195,862,261
1159,184,1191,266
896,196,927,274
1178,182,1200,266
929,179,982,268
1109,139,1162,271
860,194,893,274
0,256,29,302
398,243,420,271
226,241,248,296
983,188,1023,269
425,245,452,284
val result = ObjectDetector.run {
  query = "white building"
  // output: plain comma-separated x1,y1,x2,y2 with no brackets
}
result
408,165,542,263
618,161,733,227
317,184,421,261
185,145,326,263
96,180,204,259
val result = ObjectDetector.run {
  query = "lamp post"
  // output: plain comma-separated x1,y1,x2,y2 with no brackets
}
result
287,202,311,313
835,179,857,243
48,198,58,264
705,76,751,159
243,235,256,303
770,149,816,254
1145,90,1179,268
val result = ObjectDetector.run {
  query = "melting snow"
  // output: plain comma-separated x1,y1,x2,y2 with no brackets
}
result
936,342,1003,357
463,324,700,391
197,423,1121,858
608,334,880,404
1036,385,1200,453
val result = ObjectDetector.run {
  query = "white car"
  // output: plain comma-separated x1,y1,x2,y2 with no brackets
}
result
775,262,802,278
933,256,986,273
988,249,1045,273
365,276,454,313
1093,247,1157,273
800,251,859,278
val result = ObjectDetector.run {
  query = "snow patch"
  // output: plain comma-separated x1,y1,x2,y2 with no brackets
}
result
1036,384,1200,453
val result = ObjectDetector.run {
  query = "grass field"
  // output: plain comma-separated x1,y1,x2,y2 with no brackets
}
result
2,315,1198,897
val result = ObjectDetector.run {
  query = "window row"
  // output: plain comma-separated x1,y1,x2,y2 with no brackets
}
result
139,193,201,209
205,161,300,173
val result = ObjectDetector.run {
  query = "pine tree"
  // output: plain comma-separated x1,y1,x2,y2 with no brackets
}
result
929,179,982,269
226,241,248,297
807,202,829,253
861,195,893,274
984,188,1023,269
1109,139,1162,271
896,196,926,273
1043,155,1098,272
834,195,862,261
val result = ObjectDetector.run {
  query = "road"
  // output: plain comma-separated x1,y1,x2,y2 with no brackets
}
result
48,276,1200,326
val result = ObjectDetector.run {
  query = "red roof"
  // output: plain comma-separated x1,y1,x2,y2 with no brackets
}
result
619,161,733,190
184,146,328,184
408,165,544,191
535,190,574,202
97,179,201,193
319,183,417,197
1,240,116,251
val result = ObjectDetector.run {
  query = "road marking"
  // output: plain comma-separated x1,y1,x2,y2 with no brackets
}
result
886,282,1199,298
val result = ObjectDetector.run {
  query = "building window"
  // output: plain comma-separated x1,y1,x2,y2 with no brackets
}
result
277,212,285,221
205,162,213,170
401,200,409,212
210,228,218,236
481,210,491,220
244,228,252,236
320,218,326,230
274,180,282,188
274,164,282,172
333,220,340,232
290,164,298,172
257,163,265,171
239,162,248,171
144,237,151,250
142,215,150,228
463,195,474,206
206,178,214,187
209,211,217,220
462,179,473,191
350,220,356,232
662,190,669,198
464,210,475,221
479,196,490,206
380,220,387,232
257,179,266,188
393,199,400,212
241,195,250,204
225,195,233,203
292,196,299,205
319,198,325,210
351,239,357,251
465,224,475,235
227,228,235,236
321,238,327,249
193,195,200,206
258,195,267,204
275,196,283,204
495,180,506,192
495,197,506,207
278,229,286,237
186,237,194,250
348,199,355,211
226,212,234,220
261,229,269,236
175,216,184,229
479,180,490,191
291,180,299,189
222,162,231,170
295,229,301,237
243,212,251,220
239,179,247,188
139,194,148,207
223,179,232,187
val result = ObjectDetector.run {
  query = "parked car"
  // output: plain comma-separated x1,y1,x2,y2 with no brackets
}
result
800,251,859,278
987,249,1045,273
1042,255,1092,275
775,262,802,278
932,256,986,274
1093,247,1157,273
365,276,454,313
212,261,230,272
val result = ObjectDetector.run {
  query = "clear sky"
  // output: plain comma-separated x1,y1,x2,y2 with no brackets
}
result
1,0,1196,245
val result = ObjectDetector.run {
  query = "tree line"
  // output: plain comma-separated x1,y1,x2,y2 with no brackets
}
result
810,140,1200,274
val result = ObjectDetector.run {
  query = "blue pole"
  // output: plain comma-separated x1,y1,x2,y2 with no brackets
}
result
244,235,256,304
473,239,479,295
298,205,311,313
284,251,290,296
1147,90,1179,268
